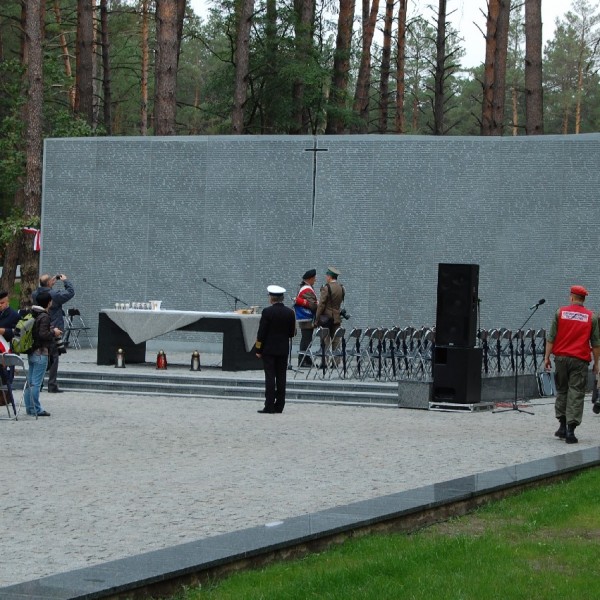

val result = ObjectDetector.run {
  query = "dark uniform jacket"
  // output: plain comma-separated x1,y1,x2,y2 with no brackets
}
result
255,302,296,356
315,281,345,326
0,306,20,342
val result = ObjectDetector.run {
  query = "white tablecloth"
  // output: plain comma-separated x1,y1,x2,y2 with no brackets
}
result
102,310,261,352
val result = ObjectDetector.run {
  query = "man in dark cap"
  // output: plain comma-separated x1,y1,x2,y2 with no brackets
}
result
544,285,600,443
294,269,318,367
255,285,296,414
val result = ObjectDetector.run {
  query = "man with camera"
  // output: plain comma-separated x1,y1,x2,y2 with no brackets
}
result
315,267,347,358
32,273,74,393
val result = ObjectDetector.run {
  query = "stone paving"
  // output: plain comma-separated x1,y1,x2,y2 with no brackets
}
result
1,349,599,588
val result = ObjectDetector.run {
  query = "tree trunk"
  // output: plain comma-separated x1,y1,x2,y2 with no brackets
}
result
432,0,447,135
21,0,45,306
351,0,380,133
75,0,95,125
377,0,394,133
140,0,150,135
52,0,75,110
325,0,355,134
290,0,315,134
100,0,112,134
395,0,407,133
231,0,254,134
491,0,510,135
262,0,277,132
154,0,185,135
524,0,543,135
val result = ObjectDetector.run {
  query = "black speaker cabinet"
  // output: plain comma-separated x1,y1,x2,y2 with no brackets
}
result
436,263,479,347
433,346,482,404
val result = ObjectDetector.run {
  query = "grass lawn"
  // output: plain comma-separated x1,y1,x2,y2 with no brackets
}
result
175,468,600,600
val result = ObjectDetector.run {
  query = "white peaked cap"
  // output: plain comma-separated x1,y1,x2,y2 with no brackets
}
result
267,285,286,295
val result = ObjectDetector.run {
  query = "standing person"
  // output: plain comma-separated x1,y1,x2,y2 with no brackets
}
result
314,267,345,342
32,273,74,393
255,285,296,414
294,269,318,367
24,291,62,417
0,290,20,347
544,285,600,444
0,290,20,388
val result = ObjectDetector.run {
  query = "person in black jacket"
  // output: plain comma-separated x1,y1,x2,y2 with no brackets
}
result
255,285,296,414
0,291,20,394
24,291,62,417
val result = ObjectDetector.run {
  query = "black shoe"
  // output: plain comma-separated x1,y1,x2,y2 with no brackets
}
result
565,423,578,444
554,417,567,439
257,409,275,414
593,402,600,415
37,411,51,417
47,389,64,394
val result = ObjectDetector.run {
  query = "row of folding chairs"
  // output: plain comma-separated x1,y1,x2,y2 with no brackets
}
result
479,328,546,376
296,326,435,382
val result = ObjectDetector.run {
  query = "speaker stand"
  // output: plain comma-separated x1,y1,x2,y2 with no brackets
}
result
494,305,540,415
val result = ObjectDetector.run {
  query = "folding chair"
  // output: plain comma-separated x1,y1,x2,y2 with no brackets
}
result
0,352,33,420
362,327,385,380
345,328,364,379
327,327,347,379
63,308,93,349
381,327,400,381
295,327,325,377
306,327,332,380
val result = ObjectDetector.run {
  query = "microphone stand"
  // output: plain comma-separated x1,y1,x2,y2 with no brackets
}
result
494,303,542,415
202,278,249,310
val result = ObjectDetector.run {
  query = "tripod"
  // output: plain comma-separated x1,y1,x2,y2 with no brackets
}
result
494,303,543,415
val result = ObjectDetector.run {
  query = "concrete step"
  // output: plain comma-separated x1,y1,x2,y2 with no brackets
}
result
14,370,400,407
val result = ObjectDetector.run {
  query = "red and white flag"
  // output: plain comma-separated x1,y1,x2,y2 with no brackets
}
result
22,227,41,252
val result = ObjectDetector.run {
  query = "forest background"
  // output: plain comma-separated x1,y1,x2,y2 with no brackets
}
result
0,0,599,303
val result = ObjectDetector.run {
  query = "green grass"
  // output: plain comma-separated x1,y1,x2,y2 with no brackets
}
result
174,469,600,600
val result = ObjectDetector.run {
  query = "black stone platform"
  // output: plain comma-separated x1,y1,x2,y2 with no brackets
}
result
3,448,599,600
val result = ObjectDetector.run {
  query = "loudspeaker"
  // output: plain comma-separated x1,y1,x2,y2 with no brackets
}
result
436,263,479,347
433,346,482,404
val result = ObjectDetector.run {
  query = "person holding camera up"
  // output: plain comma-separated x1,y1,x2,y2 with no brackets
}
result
32,273,74,393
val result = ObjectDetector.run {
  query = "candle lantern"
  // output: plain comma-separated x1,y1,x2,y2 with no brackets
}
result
190,350,201,371
115,348,125,368
156,350,168,370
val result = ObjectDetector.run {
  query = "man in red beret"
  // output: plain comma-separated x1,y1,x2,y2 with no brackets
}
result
544,285,600,443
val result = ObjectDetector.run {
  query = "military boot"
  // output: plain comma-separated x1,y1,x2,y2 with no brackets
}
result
554,416,566,439
565,423,578,444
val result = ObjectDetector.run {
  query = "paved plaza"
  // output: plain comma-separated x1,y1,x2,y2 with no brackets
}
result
1,349,600,589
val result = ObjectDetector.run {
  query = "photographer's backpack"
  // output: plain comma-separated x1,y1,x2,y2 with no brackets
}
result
11,313,36,354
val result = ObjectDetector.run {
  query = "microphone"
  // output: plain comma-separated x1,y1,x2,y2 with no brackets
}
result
529,298,546,310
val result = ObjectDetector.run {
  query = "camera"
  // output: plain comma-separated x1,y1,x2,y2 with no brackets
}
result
55,337,67,355
55,274,62,280
340,308,351,320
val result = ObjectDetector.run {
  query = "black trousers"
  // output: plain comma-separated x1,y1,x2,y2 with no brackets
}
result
299,328,313,353
262,354,288,413
46,349,59,391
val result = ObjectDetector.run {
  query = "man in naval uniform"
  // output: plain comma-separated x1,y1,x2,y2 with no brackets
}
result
255,285,296,414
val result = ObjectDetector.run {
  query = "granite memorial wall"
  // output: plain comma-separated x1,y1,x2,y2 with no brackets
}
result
41,134,600,346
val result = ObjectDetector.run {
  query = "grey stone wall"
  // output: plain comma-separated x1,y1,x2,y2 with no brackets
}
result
41,134,600,345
